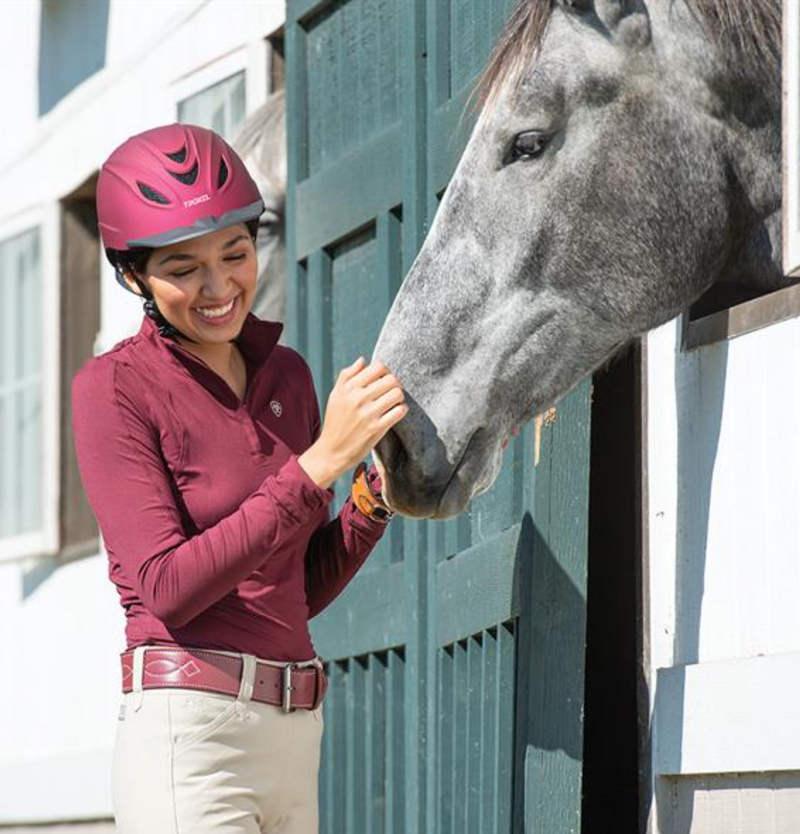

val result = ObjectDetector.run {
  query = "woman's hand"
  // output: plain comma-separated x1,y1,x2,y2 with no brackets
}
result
298,357,408,489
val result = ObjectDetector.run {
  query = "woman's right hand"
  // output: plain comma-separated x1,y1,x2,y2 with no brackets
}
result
297,357,408,489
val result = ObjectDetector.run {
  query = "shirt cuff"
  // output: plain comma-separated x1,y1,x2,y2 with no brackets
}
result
280,454,336,510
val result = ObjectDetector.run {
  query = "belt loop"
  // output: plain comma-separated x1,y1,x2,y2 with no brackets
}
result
236,654,256,706
310,658,327,711
131,646,147,712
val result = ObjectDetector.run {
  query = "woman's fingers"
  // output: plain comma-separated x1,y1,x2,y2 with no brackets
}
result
338,355,365,384
371,385,406,416
362,369,401,400
347,359,393,390
375,402,409,433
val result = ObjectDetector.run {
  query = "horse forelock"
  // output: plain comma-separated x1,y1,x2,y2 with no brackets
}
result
471,0,780,116
471,0,553,114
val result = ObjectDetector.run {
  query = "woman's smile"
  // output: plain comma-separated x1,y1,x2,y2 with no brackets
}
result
192,292,242,325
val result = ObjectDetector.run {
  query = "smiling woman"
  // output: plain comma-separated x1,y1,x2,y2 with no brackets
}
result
74,122,407,833
120,224,261,397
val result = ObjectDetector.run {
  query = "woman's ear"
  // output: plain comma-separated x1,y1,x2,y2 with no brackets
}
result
122,270,152,299
120,270,142,296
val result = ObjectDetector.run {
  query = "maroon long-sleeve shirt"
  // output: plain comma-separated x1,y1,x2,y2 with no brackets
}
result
71,311,388,662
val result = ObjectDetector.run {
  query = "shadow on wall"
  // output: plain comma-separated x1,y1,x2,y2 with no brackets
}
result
38,0,110,116
653,321,728,834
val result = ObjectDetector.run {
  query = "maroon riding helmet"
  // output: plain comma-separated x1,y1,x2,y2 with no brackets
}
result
97,122,265,295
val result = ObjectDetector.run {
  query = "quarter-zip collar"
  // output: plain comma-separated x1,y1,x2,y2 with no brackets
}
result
137,311,284,409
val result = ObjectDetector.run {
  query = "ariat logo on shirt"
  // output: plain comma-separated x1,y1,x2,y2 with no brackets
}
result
270,400,283,417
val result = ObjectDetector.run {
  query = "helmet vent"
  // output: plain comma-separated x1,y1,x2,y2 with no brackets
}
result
137,182,170,204
165,147,187,163
169,162,198,185
218,158,229,187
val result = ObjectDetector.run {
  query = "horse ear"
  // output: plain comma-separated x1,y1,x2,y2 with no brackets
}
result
555,0,628,25
557,0,650,45
555,0,594,12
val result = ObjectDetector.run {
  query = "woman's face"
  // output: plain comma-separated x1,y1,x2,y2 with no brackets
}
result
124,223,257,346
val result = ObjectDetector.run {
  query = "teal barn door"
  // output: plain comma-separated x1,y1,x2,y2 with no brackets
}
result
286,3,592,833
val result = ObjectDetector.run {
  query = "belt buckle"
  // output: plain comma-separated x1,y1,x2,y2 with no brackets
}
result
282,662,298,713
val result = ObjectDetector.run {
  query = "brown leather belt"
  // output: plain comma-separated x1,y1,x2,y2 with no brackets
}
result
120,646,327,712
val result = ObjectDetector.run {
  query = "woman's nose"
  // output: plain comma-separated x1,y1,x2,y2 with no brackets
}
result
201,267,234,299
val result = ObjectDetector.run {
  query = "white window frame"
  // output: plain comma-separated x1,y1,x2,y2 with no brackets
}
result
169,36,270,142
783,0,800,276
0,203,60,564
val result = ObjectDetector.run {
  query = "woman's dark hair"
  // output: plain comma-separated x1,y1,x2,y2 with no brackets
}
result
108,218,260,341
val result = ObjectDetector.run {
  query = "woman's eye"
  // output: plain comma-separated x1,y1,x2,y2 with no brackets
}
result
504,131,552,165
170,253,246,277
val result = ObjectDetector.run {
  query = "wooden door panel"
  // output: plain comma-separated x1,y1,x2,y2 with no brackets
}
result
287,2,590,831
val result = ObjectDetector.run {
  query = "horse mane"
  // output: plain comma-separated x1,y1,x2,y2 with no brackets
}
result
232,88,286,198
472,0,781,111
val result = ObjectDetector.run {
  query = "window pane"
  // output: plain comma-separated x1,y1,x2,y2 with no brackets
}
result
17,383,42,534
0,241,9,389
13,230,40,379
0,396,7,534
177,71,247,142
0,227,42,539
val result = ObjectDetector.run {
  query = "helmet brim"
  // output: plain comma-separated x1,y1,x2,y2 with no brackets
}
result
126,199,264,249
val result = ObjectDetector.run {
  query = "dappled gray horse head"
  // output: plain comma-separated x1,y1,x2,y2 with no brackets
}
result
233,89,287,328
373,0,784,519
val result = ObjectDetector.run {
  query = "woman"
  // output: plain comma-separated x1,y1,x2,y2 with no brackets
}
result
71,122,407,833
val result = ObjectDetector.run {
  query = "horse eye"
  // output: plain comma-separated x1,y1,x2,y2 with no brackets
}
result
258,210,281,231
505,131,551,165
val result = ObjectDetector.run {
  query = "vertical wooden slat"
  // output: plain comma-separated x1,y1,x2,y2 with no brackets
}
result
438,646,454,834
320,662,333,823
285,8,308,351
306,248,333,400
497,623,515,834
331,661,348,834
344,658,356,833
354,658,369,831
466,635,482,833
453,639,467,832
516,381,590,834
363,654,376,833
373,653,388,831
293,259,308,356
400,4,429,827
392,649,407,834
481,627,499,834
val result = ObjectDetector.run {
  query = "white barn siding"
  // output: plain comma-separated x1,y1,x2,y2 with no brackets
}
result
646,312,800,831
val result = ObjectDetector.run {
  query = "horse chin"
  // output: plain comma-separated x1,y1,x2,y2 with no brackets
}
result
431,438,503,518
376,431,502,520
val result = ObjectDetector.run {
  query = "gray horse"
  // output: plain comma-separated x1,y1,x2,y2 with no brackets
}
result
373,0,788,519
233,89,287,330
